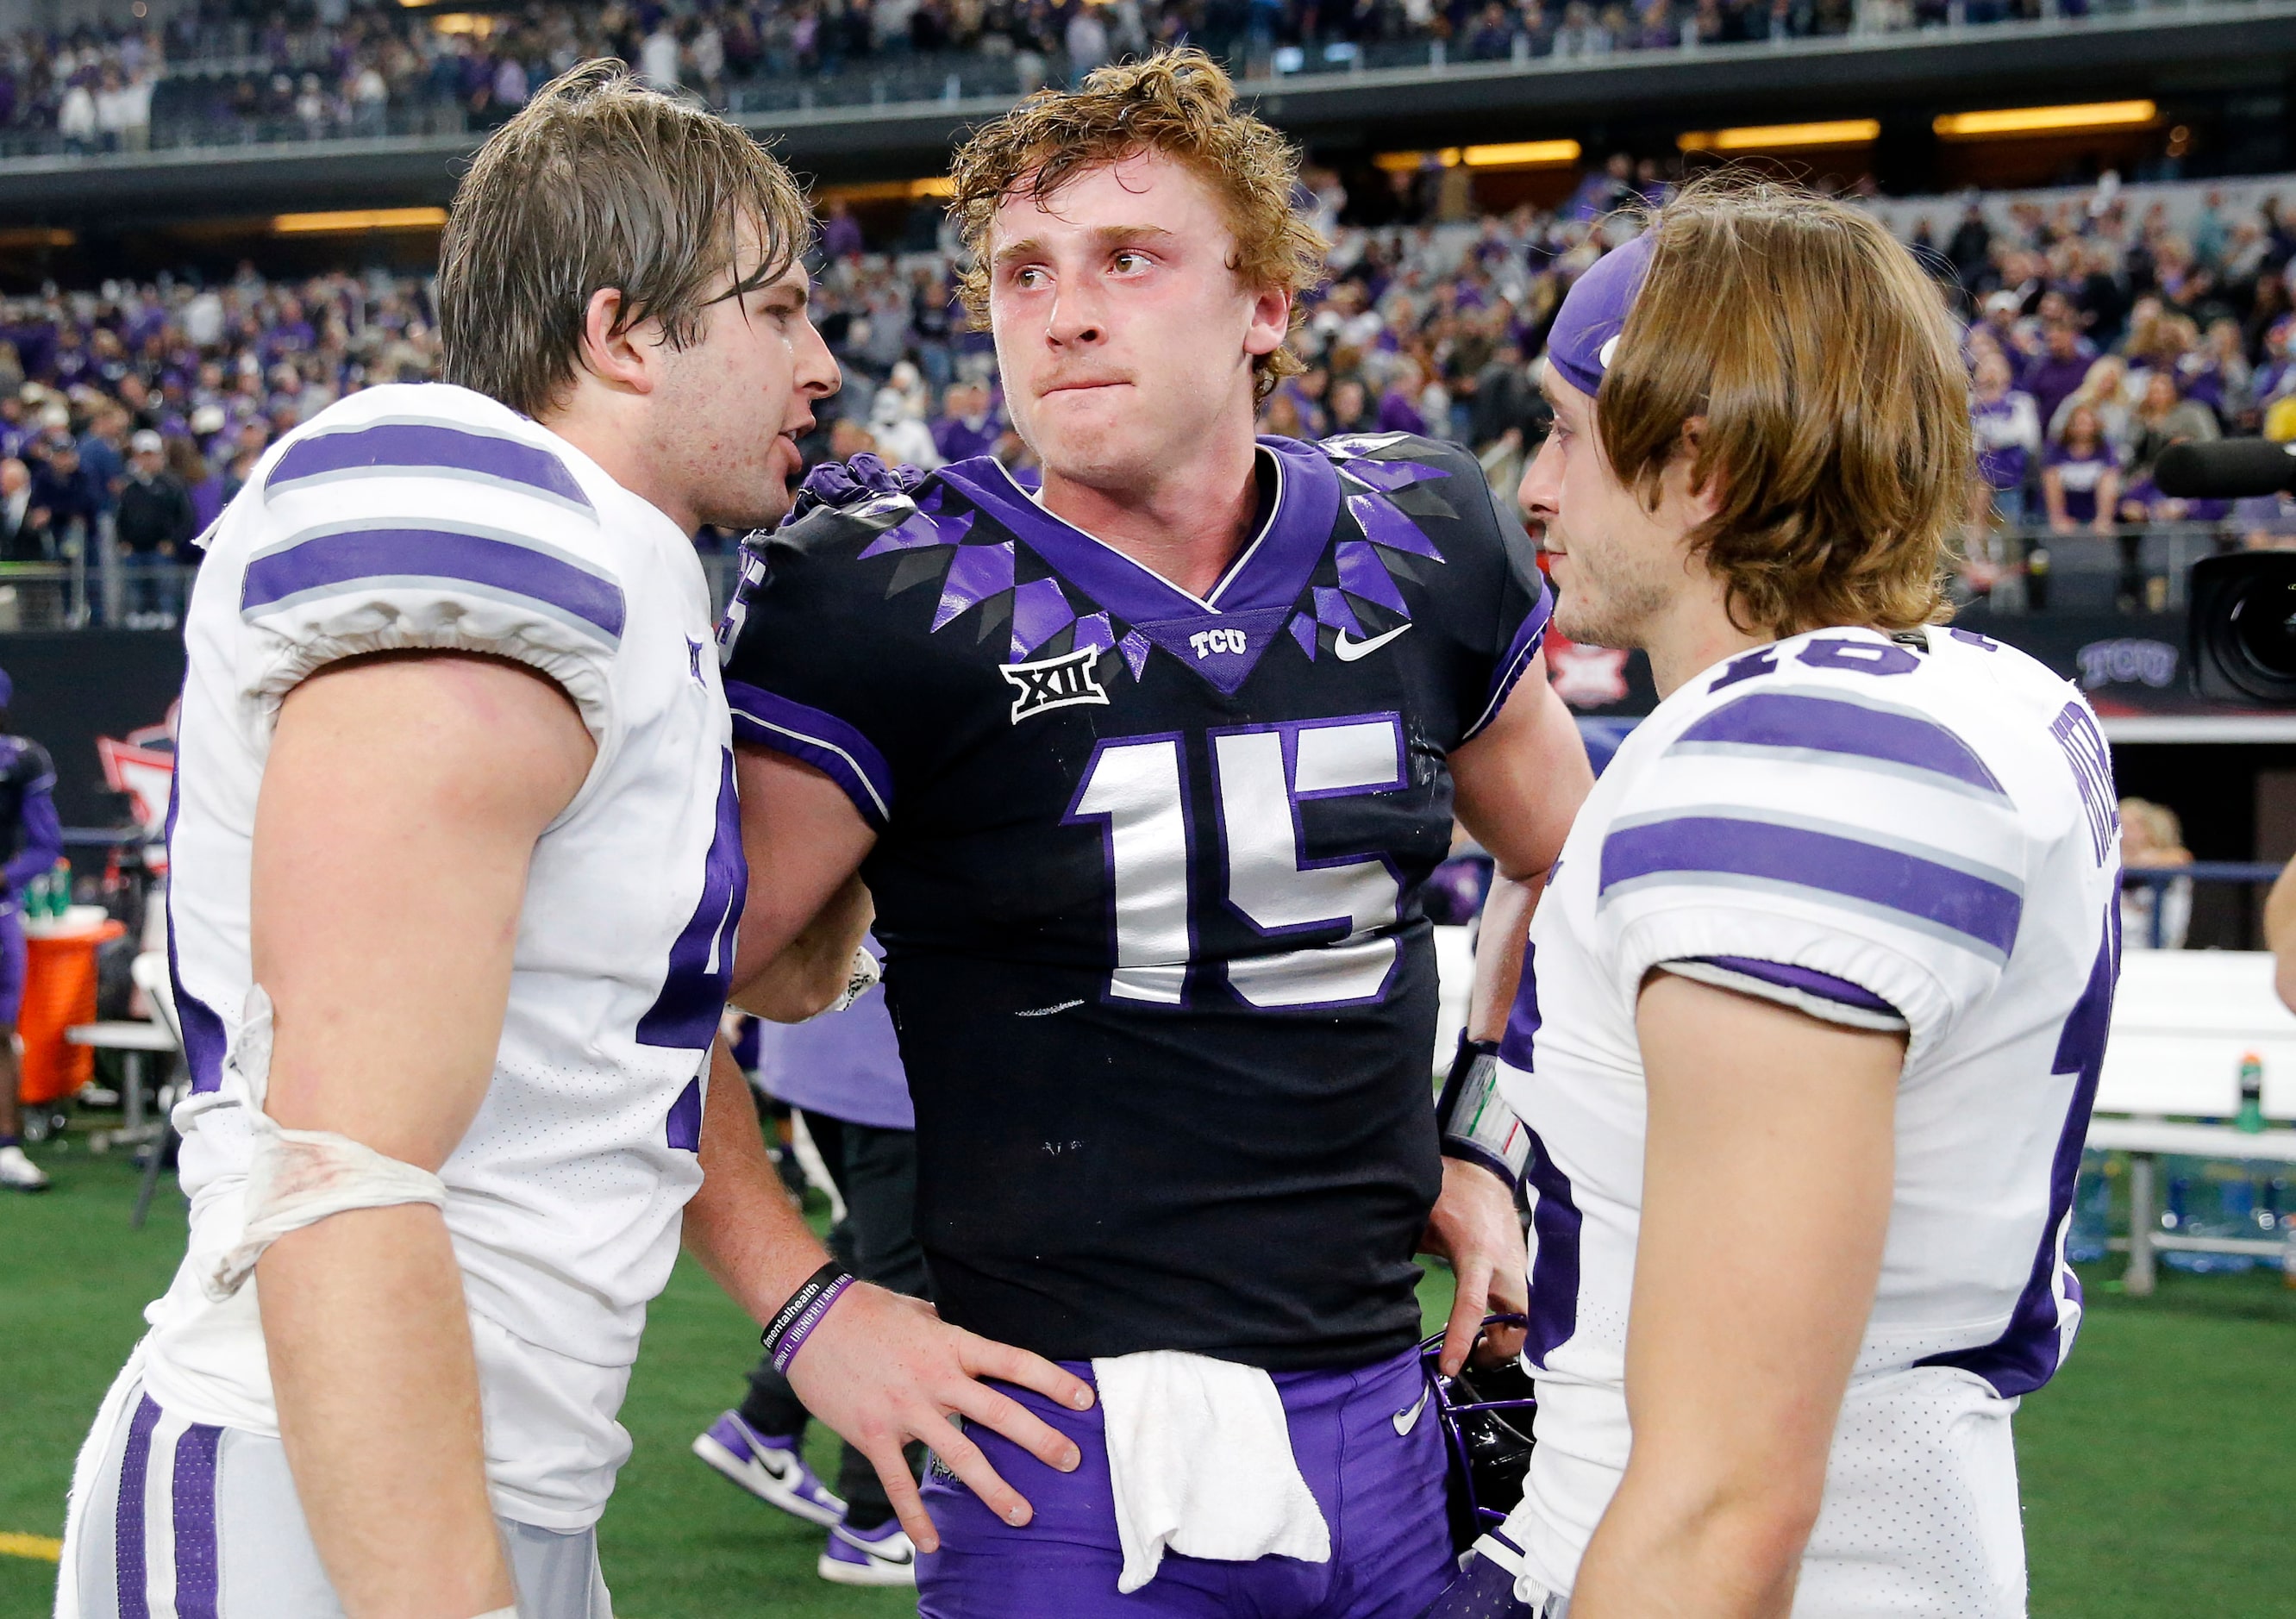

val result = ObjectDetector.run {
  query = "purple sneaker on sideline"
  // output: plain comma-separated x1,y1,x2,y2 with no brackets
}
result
819,1516,918,1587
691,1410,847,1528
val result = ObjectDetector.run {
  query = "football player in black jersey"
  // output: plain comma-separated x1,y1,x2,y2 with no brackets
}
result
721,51,1592,1616
0,667,60,1192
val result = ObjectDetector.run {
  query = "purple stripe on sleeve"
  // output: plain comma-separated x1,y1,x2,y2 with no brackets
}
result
1687,955,1899,1016
1675,691,2006,796
1466,578,1554,740
1600,815,2024,958
241,527,625,641
266,421,593,509
116,1394,161,1619
723,678,893,830
172,1423,222,1619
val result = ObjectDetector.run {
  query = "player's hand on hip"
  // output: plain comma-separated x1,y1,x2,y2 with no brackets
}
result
1421,1156,1530,1377
785,1283,1094,1551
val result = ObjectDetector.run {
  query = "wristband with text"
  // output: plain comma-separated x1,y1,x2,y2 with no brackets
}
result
1437,1035,1531,1191
760,1260,857,1374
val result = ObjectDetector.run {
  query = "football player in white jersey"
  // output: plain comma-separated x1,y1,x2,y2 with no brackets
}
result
1428,178,2122,1618
58,65,1092,1619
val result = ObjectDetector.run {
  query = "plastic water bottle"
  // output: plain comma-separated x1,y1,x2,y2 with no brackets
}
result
2237,1053,2267,1135
20,867,48,926
46,859,69,922
2068,1148,2113,1263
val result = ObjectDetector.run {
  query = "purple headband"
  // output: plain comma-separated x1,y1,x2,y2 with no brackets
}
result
1546,229,1656,400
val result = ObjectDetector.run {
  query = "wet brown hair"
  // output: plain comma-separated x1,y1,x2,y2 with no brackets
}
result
947,47,1328,402
1598,175,1974,635
437,60,812,418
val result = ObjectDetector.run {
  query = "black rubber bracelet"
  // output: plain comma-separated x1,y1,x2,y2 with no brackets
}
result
760,1260,857,1373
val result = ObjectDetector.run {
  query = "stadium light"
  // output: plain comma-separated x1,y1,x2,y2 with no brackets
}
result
1462,141,1582,169
1677,119,1881,153
1373,149,1461,172
1932,101,2158,140
272,207,450,234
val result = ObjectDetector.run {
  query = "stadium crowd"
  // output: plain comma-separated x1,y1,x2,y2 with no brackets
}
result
3,0,2099,154
7,166,2296,624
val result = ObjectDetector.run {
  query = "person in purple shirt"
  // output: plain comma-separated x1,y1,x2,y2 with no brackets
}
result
0,667,64,1192
2017,320,2094,436
1376,355,1429,434
931,379,1004,465
693,937,932,1588
2043,404,2121,536
1969,351,2039,522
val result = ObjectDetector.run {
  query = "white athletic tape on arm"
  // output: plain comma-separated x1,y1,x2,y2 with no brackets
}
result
200,986,449,1302
813,946,882,1018
467,1609,520,1619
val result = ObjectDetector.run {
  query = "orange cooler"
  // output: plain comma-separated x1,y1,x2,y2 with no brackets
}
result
18,915,128,1105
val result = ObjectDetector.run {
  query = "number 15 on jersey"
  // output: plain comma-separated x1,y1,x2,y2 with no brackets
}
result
1064,711,1410,1011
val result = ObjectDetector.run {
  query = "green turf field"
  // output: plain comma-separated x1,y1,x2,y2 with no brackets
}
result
5,1141,2293,1617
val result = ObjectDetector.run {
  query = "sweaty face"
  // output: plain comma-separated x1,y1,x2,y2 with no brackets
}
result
986,151,1286,492
651,247,839,534
1516,372,1684,650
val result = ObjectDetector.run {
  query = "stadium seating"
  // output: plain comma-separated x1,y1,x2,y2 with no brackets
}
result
0,0,2156,159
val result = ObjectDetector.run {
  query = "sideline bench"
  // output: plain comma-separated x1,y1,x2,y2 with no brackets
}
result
2098,950,2296,1294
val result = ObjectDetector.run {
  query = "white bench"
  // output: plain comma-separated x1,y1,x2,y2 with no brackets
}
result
2097,951,2296,1294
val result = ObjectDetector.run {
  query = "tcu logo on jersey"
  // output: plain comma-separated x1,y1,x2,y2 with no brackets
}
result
1002,645,1111,723
1189,627,1248,660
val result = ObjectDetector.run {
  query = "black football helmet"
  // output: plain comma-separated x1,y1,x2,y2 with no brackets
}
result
1420,1313,1537,1552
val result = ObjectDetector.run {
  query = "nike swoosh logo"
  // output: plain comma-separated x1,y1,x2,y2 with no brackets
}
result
1392,1386,1430,1435
1332,623,1411,662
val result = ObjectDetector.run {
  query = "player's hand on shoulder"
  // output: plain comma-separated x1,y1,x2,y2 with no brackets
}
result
781,450,925,527
1421,1156,1530,1376
785,1281,1094,1550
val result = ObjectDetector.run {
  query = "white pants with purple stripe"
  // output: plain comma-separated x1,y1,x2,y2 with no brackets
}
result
59,1360,612,1619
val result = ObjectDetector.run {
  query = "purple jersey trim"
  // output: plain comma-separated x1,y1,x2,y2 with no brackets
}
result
1918,912,2118,1396
162,763,228,1095
666,1076,703,1151
635,750,748,1052
723,678,893,830
265,421,593,511
116,1394,162,1619
1686,954,1900,1016
1465,578,1555,741
1672,691,2007,797
932,439,1342,693
1599,815,2024,960
172,1422,222,1619
240,525,626,643
1522,1122,1582,1368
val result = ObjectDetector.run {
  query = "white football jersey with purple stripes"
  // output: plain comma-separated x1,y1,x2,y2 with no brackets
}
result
1494,624,2120,1615
138,383,743,1529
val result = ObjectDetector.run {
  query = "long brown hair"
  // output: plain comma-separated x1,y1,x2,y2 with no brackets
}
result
436,60,813,419
1598,176,1974,635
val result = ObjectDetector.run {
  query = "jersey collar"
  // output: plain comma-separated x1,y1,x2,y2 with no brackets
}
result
934,439,1342,695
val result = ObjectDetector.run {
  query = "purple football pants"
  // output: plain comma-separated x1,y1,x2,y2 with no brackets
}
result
917,1345,1453,1619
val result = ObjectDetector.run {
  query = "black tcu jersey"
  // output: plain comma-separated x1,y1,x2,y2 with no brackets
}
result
720,433,1550,1369
0,735,55,884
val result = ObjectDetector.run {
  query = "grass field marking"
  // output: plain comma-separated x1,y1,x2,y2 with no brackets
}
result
0,1531,63,1562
